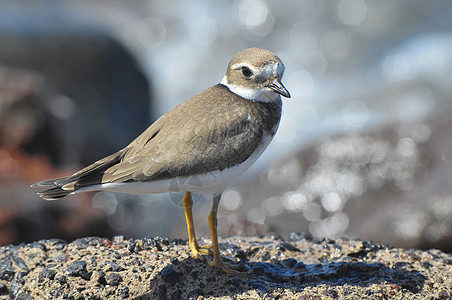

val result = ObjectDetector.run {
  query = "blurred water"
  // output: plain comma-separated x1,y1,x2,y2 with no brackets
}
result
1,1,450,151
48,0,452,163
1,0,452,247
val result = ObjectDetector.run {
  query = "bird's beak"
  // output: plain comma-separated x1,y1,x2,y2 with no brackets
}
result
268,78,291,98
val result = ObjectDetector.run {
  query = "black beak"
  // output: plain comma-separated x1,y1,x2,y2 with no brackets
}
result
268,79,291,98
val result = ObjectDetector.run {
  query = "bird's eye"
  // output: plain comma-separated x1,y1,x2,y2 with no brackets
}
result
241,66,253,79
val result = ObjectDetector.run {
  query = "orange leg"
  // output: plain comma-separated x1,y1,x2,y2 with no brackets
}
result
183,192,212,258
203,194,245,275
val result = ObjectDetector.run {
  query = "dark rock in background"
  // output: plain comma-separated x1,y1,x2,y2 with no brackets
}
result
0,31,151,165
0,29,152,246
0,65,73,166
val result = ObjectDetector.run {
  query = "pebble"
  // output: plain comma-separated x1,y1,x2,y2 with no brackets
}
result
65,261,90,280
0,282,7,293
55,254,67,263
294,261,306,270
9,280,21,298
282,258,297,268
288,232,313,242
47,239,67,250
56,275,67,284
0,258,15,281
278,242,301,252
160,266,180,285
127,241,138,253
16,292,34,300
49,288,63,298
98,270,107,285
26,242,47,251
110,250,121,260
73,237,103,249
106,273,123,286
39,268,57,282
16,272,27,284
120,286,129,299
12,255,30,273
142,237,164,251
107,261,125,272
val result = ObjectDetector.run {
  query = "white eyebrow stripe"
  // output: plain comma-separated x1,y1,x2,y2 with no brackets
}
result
231,62,258,72
232,62,285,78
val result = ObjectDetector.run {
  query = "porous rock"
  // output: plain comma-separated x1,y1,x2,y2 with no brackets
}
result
0,234,450,299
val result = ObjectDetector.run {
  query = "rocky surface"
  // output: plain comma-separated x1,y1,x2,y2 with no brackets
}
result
0,234,451,299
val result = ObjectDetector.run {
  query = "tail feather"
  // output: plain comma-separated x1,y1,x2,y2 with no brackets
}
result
30,176,72,188
38,187,73,200
32,151,123,200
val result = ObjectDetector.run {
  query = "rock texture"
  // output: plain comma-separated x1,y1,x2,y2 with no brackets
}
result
0,234,451,299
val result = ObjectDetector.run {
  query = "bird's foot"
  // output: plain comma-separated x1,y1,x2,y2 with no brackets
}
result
189,241,214,258
204,255,247,276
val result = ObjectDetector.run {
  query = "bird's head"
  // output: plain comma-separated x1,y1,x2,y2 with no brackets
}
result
221,48,291,103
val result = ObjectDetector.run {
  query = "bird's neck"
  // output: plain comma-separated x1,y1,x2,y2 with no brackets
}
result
220,76,281,103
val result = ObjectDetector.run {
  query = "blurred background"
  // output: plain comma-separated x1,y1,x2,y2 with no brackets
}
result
1,0,452,253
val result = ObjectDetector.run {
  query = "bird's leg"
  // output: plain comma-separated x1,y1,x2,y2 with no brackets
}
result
183,192,213,258
204,194,245,275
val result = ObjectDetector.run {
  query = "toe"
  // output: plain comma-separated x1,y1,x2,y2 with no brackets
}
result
198,247,214,256
206,256,248,275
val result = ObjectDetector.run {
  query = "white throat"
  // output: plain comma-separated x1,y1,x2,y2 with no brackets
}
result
220,76,280,103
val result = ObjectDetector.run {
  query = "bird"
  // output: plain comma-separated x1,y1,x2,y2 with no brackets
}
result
32,48,291,274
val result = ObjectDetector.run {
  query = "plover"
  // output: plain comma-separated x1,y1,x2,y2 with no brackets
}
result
33,48,291,274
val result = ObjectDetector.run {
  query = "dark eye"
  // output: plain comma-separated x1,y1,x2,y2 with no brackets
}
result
241,66,253,79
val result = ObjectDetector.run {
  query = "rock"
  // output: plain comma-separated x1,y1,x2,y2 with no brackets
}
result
120,286,129,299
16,292,34,300
106,273,122,286
106,262,125,272
73,237,103,250
187,288,204,299
0,25,152,249
0,32,152,165
38,268,57,282
0,234,451,299
11,256,29,273
65,261,89,279
0,258,15,281
278,242,300,252
281,258,297,268
0,282,7,294
0,65,117,248
9,280,21,299
160,266,180,285
56,276,66,285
